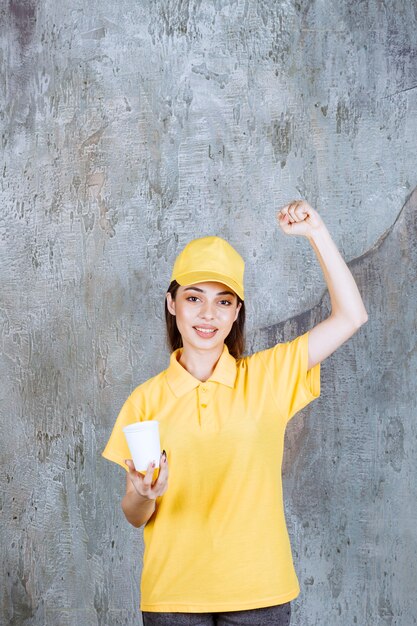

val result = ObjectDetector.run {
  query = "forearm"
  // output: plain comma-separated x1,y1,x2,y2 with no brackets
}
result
307,224,368,324
121,490,156,528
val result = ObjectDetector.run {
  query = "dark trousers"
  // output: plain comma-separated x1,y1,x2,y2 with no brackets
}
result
142,601,291,626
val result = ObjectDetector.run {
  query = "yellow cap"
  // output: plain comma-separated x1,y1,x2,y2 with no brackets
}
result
170,236,245,300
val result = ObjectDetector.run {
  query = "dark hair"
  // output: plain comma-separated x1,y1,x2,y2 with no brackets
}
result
164,280,246,359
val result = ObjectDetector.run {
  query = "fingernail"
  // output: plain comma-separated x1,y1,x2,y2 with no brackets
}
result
151,461,155,467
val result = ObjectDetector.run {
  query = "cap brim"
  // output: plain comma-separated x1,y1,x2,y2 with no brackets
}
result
174,271,244,300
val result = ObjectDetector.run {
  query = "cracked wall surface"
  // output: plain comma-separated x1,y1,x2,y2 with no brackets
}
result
1,1,416,625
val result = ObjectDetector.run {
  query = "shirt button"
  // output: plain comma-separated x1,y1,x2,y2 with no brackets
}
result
201,386,208,392
201,403,207,408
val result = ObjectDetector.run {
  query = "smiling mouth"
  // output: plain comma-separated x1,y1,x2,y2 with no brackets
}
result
194,326,218,336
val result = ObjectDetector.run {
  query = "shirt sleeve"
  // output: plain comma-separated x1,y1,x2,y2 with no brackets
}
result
257,330,321,423
101,395,144,472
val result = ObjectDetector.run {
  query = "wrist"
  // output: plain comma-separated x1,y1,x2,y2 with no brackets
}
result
125,488,156,506
306,222,331,243
135,490,157,504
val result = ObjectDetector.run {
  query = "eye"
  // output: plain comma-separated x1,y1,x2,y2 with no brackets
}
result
220,300,233,306
186,296,199,302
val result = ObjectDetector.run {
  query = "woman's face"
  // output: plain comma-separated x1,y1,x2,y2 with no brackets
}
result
166,281,242,350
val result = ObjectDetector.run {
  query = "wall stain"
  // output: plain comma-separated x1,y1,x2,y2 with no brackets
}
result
268,112,294,168
36,430,61,463
336,98,361,137
383,416,405,473
9,0,37,49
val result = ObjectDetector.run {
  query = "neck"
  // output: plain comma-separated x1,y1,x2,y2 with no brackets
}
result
177,342,224,382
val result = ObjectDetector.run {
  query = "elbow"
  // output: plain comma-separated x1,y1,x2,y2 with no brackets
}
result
359,311,369,325
335,309,369,330
353,312,368,330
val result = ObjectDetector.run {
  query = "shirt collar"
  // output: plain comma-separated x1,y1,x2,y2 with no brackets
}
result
165,343,237,398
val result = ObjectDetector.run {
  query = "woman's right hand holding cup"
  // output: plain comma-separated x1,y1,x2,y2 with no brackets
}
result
125,450,169,501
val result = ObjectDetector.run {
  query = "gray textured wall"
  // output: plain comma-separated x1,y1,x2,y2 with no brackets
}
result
1,1,416,624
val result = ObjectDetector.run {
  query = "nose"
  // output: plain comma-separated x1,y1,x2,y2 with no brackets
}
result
199,301,216,320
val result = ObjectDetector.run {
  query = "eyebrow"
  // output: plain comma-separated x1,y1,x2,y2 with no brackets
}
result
183,286,236,297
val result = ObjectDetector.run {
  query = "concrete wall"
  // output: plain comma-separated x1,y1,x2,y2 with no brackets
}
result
1,1,416,624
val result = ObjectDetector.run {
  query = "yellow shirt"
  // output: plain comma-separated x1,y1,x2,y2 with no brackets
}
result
102,330,321,612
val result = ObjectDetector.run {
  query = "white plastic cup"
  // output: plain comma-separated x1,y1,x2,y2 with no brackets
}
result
123,421,161,474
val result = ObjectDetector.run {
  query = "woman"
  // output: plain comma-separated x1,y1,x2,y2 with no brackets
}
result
102,200,368,626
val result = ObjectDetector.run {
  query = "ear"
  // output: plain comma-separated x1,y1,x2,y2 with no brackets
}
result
166,292,176,316
233,301,242,322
